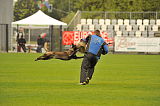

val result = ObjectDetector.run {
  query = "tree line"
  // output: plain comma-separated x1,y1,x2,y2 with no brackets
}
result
14,0,160,23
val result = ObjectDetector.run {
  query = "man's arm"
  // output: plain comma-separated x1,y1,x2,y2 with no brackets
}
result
102,42,108,55
68,49,84,59
71,55,84,59
24,39,26,44
81,35,91,43
69,49,79,57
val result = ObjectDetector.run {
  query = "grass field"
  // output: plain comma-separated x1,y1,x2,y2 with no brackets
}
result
0,53,160,106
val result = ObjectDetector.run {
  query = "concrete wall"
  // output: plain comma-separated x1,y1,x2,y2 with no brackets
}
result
0,0,13,52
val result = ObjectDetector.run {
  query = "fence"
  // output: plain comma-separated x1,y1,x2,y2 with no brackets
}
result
49,25,63,51
81,11,160,20
9,11,160,53
11,25,64,53
0,24,8,52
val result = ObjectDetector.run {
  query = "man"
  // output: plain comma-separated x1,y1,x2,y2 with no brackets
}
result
16,34,21,52
36,35,45,53
18,35,26,52
44,39,50,52
80,30,108,85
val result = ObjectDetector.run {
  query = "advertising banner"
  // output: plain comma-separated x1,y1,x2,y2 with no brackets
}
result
62,31,114,46
115,37,160,52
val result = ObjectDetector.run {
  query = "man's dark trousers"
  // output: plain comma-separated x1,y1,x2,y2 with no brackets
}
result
80,53,98,83
19,44,26,52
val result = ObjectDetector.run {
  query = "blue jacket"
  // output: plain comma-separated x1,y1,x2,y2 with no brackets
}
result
82,35,108,58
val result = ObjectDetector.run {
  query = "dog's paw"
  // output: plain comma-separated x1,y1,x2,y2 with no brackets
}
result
35,59,38,61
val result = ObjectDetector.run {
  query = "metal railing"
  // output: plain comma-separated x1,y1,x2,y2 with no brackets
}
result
67,10,81,31
81,11,160,19
67,11,160,30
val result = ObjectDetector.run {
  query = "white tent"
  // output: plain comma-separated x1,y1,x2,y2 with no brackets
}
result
12,10,67,25
12,10,67,45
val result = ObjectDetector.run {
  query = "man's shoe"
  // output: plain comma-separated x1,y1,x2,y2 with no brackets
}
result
80,82,87,85
86,77,90,84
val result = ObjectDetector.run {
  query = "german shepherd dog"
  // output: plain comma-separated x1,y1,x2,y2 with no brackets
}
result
35,44,84,61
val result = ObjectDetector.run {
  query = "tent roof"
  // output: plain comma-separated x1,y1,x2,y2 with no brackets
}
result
12,10,67,25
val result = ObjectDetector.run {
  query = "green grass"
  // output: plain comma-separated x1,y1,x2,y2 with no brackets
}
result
0,53,160,106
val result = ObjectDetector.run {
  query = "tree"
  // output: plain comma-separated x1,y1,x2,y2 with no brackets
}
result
142,0,160,12
14,0,39,21
14,0,69,21
14,0,160,21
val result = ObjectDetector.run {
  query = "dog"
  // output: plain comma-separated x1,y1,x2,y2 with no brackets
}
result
35,44,84,61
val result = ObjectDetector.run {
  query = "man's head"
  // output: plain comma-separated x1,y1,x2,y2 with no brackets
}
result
94,30,100,36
